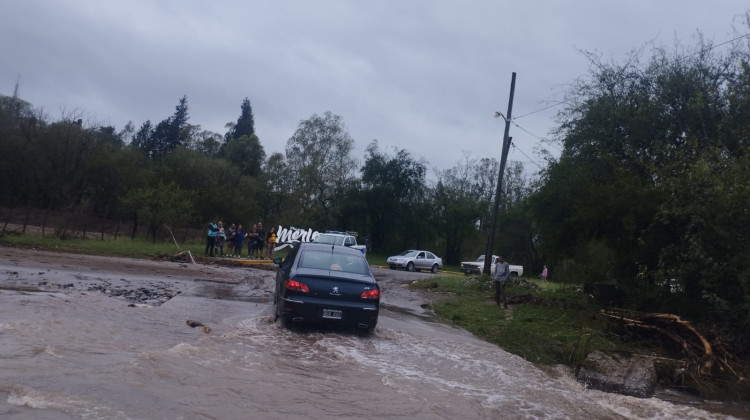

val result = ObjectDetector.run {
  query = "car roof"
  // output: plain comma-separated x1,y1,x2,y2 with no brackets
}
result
300,241,365,256
320,230,352,236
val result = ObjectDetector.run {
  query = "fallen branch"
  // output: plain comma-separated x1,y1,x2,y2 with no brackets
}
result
601,309,714,375
163,224,196,264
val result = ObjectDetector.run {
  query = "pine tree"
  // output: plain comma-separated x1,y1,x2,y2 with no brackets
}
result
135,96,190,160
230,98,255,140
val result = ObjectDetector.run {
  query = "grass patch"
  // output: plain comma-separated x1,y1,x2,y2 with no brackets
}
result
0,232,207,259
411,274,619,367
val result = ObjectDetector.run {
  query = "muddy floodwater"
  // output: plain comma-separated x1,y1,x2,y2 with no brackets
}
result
0,247,744,419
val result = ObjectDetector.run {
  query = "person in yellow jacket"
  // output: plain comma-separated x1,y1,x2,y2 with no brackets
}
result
266,226,277,259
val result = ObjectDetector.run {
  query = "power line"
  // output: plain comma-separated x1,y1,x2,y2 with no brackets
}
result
501,33,750,172
512,122,544,142
509,143,544,170
687,32,750,58
511,121,563,153
513,101,566,120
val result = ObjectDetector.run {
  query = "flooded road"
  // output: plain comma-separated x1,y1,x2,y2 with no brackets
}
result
0,248,741,419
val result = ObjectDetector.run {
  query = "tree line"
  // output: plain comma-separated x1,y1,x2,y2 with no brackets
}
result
2,24,750,347
0,92,527,263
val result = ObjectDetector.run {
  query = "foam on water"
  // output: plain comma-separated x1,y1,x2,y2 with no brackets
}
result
5,385,132,420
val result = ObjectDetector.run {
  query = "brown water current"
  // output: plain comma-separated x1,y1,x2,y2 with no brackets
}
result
0,249,744,419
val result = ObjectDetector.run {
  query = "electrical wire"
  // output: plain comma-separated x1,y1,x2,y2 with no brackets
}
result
509,143,544,170
513,101,567,120
511,121,562,153
687,32,750,58
502,32,750,173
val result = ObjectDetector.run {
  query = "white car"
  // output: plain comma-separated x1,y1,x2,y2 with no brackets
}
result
460,255,523,276
387,250,443,273
312,231,367,255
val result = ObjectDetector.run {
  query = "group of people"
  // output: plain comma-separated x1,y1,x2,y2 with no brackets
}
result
204,221,277,259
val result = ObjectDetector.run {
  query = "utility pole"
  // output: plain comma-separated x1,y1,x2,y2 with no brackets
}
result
483,72,516,275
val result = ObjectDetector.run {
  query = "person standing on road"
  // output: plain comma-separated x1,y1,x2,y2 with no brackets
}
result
247,224,258,259
226,223,236,256
215,222,226,257
233,224,245,258
266,226,277,259
493,254,510,309
255,222,266,259
205,221,219,257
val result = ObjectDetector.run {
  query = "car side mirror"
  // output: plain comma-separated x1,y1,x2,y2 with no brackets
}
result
272,257,283,266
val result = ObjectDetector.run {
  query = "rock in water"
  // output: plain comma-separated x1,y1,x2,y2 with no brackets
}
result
577,350,657,398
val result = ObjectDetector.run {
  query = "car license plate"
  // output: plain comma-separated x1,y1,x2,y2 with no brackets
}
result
322,309,342,319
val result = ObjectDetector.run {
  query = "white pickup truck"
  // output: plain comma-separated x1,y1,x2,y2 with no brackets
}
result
312,231,367,256
460,255,523,276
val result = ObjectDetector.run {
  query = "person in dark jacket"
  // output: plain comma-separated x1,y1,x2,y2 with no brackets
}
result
233,224,245,258
247,224,258,259
255,222,266,259
226,223,236,256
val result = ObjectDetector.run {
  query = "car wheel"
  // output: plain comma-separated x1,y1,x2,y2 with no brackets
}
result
406,262,415,272
273,290,280,322
431,264,439,274
357,327,373,337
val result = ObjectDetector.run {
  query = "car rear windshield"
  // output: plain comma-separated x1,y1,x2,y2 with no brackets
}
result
313,234,344,246
299,250,370,275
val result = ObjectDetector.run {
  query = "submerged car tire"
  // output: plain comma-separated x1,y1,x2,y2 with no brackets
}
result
406,262,415,272
357,327,373,337
273,290,281,322
431,264,439,274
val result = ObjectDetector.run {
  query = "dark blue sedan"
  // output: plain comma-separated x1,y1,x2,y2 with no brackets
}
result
272,242,379,335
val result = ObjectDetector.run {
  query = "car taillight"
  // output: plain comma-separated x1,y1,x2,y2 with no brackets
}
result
360,289,379,299
285,279,309,293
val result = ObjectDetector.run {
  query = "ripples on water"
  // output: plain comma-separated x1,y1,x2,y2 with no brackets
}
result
0,273,743,419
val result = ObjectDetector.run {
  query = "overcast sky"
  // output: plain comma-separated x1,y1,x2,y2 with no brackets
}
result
2,1,748,176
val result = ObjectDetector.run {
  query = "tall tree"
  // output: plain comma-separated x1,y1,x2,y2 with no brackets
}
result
432,154,530,265
360,141,428,252
531,33,750,343
224,134,265,182
130,120,153,152
120,181,195,241
228,97,255,140
0,93,40,220
134,96,190,160
284,111,357,227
